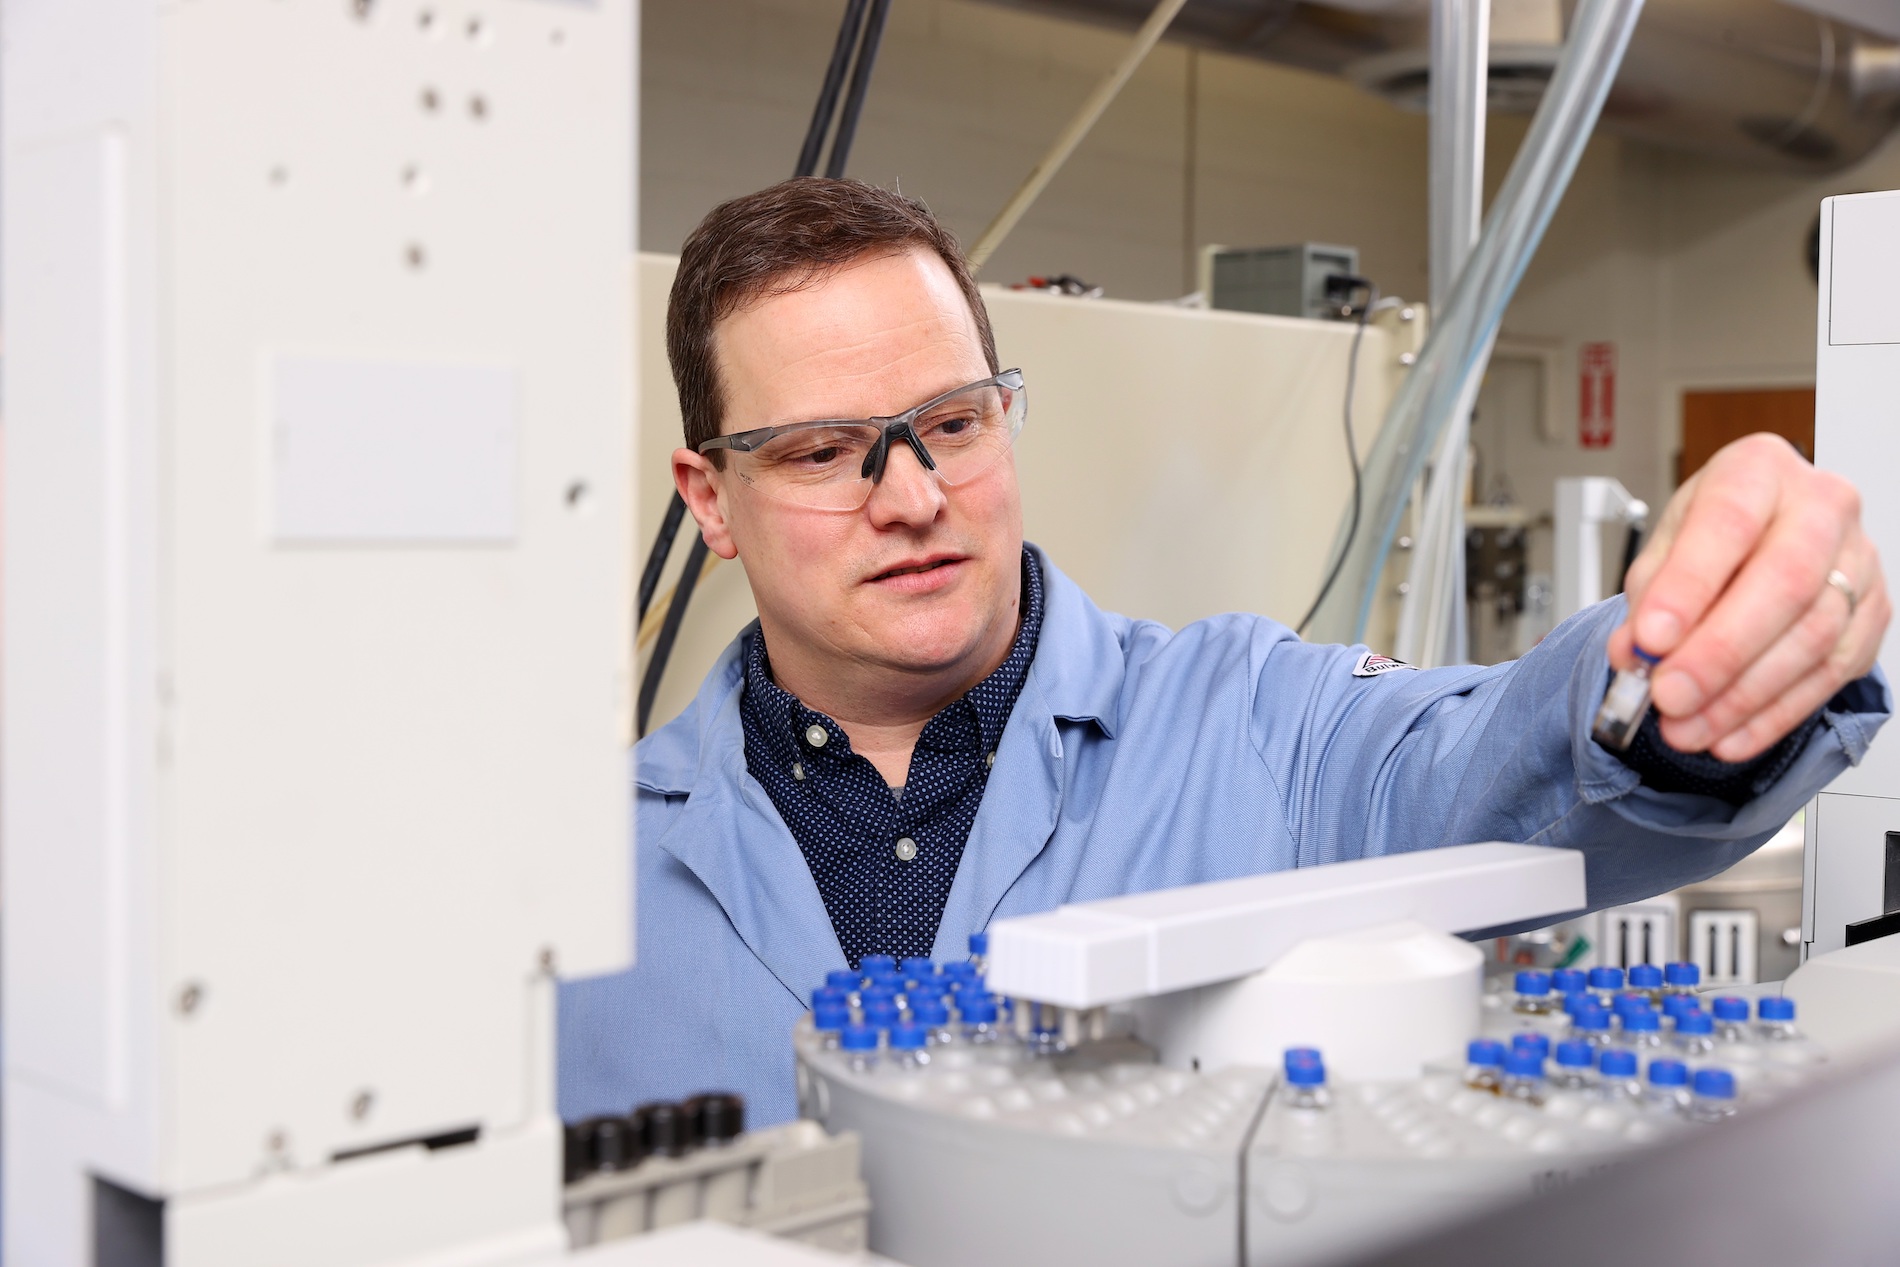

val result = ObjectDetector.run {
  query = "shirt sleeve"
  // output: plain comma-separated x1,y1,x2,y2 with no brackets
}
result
1246,595,1892,913
1613,704,1820,807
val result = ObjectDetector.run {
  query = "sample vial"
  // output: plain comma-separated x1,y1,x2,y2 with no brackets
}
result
1621,1006,1667,1057
1596,1048,1644,1106
1569,1007,1614,1048
1513,970,1557,1016
1551,968,1588,1000
1587,965,1625,1012
1644,1058,1692,1115
1551,1041,1598,1093
1592,647,1661,751
1756,997,1802,1042
841,1024,880,1075
1663,961,1702,999
1627,963,1664,1003
887,1022,931,1072
1512,1032,1552,1063
911,995,957,1047
1465,1039,1507,1093
1283,1049,1331,1111
1711,996,1754,1045
958,992,1005,1046
1501,1049,1548,1106
1688,1068,1739,1122
812,1003,851,1050
1673,1009,1718,1060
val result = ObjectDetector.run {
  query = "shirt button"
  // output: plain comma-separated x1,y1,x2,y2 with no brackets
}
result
791,762,805,781
894,836,918,862
986,750,997,768
805,724,828,748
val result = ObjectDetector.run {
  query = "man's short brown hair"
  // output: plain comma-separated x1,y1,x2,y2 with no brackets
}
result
666,177,999,457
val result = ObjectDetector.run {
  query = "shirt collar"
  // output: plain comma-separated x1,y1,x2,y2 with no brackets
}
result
741,547,1045,765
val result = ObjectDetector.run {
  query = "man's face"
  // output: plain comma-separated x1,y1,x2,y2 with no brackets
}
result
673,247,1024,689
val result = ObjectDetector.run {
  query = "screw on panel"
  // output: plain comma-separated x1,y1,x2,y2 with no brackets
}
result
420,87,440,113
267,1129,287,1153
350,1090,375,1121
177,982,204,1016
469,95,489,121
401,164,428,195
539,946,558,973
564,482,590,511
351,0,374,19
467,15,491,44
550,27,565,45
268,165,288,186
417,8,436,33
405,243,427,270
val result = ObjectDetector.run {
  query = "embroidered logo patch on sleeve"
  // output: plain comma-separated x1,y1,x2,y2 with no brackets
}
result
1351,652,1417,678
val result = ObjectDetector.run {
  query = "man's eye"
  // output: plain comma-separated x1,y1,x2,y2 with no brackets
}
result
800,446,842,466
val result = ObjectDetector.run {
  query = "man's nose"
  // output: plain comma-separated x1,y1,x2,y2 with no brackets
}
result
864,437,947,528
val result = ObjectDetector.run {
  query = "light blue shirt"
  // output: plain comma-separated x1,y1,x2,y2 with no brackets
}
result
558,546,1889,1126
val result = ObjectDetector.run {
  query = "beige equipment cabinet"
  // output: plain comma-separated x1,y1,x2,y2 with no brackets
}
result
634,255,1421,730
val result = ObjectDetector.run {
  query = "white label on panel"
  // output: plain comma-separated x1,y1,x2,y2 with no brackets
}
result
271,357,519,543
1829,193,1900,347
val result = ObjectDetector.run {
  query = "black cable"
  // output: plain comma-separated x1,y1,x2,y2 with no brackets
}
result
824,0,892,179
637,494,689,623
639,534,711,737
797,0,871,179
1296,281,1377,638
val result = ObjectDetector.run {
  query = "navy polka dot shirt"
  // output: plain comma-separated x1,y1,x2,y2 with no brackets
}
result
740,549,1044,970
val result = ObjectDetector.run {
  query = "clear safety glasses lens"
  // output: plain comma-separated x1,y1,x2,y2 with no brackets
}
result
729,380,1025,512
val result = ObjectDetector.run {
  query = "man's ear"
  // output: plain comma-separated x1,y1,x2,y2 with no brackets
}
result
673,449,740,560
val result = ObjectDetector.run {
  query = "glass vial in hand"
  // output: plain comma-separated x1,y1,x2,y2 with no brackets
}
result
1592,646,1661,751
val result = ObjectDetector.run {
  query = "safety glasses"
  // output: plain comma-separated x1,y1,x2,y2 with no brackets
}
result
697,369,1026,512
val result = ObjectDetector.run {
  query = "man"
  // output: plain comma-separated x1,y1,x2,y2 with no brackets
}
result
559,179,1890,1127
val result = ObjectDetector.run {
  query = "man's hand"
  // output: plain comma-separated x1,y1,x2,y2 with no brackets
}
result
1608,433,1889,763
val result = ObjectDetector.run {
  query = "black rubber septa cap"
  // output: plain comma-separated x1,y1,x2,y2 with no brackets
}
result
685,1092,745,1143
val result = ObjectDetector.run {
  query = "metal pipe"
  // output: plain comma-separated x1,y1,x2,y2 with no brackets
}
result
968,0,1190,271
825,0,893,180
1304,0,1648,645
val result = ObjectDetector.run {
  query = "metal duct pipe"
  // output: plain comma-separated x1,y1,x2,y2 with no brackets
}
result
978,0,1900,172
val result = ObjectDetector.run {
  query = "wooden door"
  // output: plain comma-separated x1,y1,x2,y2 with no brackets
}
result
1679,387,1814,485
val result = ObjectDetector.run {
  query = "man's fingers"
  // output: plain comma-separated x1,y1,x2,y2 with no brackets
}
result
1664,545,1888,762
1658,537,1868,752
1645,480,1849,718
1627,443,1782,659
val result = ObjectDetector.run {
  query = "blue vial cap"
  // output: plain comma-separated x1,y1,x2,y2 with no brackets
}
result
1284,1046,1323,1066
1712,996,1751,1022
866,967,904,988
889,1022,928,1051
825,969,862,992
1631,645,1662,665
1551,968,1587,994
1511,1032,1551,1059
1561,990,1593,1016
1628,964,1664,989
1574,1007,1611,1033
1598,1048,1638,1077
1662,994,1698,1019
968,932,989,955
1587,966,1625,991
840,1024,879,1052
960,994,999,1024
1466,1039,1506,1067
1664,961,1700,987
859,985,897,1009
1613,993,1647,1016
1285,1059,1326,1087
1556,1040,1594,1068
1759,996,1795,1021
912,997,950,1025
1692,1068,1737,1099
860,954,897,975
1648,1059,1689,1087
813,1004,850,1032
941,961,978,980
1504,1049,1545,1078
1623,1008,1661,1033
900,956,936,980
907,980,945,1002
1676,1010,1714,1035
1514,970,1552,996
862,1000,899,1028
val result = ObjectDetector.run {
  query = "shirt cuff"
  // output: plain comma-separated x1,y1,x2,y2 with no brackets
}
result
1609,703,1821,807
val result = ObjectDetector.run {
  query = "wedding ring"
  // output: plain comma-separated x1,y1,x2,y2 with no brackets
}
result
1826,568,1860,621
